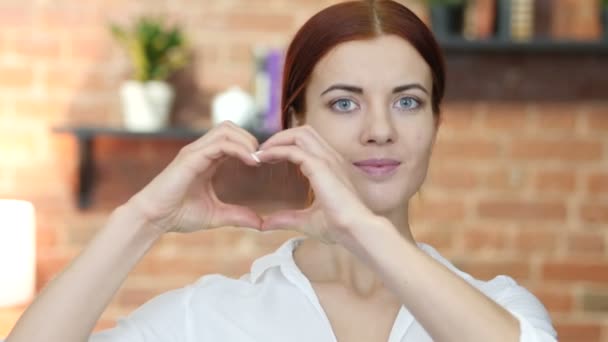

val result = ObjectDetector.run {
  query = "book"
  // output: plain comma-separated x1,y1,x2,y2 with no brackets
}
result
551,0,601,40
533,0,553,39
511,0,534,41
463,0,497,40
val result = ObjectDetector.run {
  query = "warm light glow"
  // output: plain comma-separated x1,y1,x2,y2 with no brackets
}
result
0,199,36,307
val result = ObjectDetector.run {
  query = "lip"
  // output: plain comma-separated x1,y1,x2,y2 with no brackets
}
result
352,158,401,178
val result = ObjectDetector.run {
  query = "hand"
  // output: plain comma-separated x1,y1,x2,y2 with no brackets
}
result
126,121,263,235
257,125,377,246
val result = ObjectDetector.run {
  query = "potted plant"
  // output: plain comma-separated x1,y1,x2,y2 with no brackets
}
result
427,0,466,39
110,16,190,131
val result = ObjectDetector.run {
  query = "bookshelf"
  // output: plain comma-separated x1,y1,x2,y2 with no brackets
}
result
438,38,608,54
431,0,608,54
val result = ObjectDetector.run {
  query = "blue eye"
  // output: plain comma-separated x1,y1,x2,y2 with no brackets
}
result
331,99,358,113
395,97,420,111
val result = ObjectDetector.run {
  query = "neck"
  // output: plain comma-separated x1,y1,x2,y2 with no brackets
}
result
293,205,414,298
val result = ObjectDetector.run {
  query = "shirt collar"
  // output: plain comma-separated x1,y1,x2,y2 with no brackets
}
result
249,235,451,284
249,235,308,283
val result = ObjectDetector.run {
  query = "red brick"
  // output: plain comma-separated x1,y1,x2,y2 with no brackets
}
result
534,102,581,131
587,105,608,131
567,232,605,256
453,259,531,281
69,36,112,61
411,198,466,222
13,98,68,122
510,139,602,161
170,228,230,250
440,102,476,129
116,288,166,308
535,169,576,193
580,203,608,224
542,261,608,283
554,321,602,342
35,221,58,251
414,227,454,251
225,13,295,32
433,138,500,160
0,65,34,89
477,200,567,221
513,229,558,254
428,166,479,189
43,66,110,91
36,250,78,291
132,254,223,277
222,43,253,65
0,131,38,159
484,168,529,190
481,103,531,130
587,172,608,194
529,287,574,313
12,33,62,60
0,7,32,27
462,226,510,251
582,288,608,313
37,8,103,30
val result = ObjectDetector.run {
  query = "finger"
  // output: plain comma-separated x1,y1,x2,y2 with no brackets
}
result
261,208,308,232
181,140,260,177
223,121,260,152
302,125,344,162
189,121,259,153
257,145,357,201
260,126,342,163
256,145,322,180
211,203,263,230
259,127,325,159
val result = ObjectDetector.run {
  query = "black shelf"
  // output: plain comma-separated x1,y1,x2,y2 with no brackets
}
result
52,126,274,209
439,38,608,54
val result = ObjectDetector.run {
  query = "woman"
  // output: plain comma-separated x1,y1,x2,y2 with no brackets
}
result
6,1,557,341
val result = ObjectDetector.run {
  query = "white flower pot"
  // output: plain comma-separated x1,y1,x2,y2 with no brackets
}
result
120,80,175,132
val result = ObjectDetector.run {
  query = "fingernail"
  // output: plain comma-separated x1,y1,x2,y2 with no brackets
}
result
251,151,263,163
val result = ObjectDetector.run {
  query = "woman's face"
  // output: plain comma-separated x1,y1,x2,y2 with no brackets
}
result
300,34,438,214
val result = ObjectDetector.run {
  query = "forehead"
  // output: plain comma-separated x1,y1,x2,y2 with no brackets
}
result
310,34,432,90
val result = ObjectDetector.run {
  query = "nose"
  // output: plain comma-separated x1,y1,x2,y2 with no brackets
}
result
360,108,396,145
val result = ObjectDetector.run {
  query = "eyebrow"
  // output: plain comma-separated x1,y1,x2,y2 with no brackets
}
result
320,83,429,96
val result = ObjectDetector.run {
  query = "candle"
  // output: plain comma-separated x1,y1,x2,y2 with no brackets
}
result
0,199,36,307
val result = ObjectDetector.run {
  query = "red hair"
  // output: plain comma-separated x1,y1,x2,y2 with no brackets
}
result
281,0,445,129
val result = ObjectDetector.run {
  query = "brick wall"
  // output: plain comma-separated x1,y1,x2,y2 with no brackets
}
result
0,0,607,341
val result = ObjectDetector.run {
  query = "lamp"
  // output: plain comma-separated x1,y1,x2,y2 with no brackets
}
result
0,199,36,307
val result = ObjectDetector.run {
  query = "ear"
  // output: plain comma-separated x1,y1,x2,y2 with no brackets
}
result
288,106,302,127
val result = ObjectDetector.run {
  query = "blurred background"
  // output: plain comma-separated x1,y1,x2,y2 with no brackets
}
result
0,0,607,341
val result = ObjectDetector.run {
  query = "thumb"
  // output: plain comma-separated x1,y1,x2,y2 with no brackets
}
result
212,203,263,230
261,208,310,233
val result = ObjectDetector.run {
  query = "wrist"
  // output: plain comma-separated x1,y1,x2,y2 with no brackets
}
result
112,202,166,241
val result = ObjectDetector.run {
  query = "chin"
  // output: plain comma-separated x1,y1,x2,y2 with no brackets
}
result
359,186,409,215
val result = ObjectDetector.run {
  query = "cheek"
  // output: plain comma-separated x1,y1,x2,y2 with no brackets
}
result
405,129,435,168
308,116,354,149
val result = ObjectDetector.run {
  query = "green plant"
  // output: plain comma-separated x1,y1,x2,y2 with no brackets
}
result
602,0,608,8
110,16,190,82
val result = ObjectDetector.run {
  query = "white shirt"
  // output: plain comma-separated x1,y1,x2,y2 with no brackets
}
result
90,236,557,341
